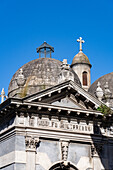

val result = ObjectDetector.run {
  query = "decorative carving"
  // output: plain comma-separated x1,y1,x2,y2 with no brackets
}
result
16,68,26,86
91,143,103,157
58,59,74,83
62,59,70,70
61,140,69,161
96,82,103,101
104,82,112,106
104,82,112,98
25,136,39,151
37,118,93,133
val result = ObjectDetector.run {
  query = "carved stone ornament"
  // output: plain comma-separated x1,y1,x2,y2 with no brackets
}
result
61,140,69,161
104,82,112,106
16,68,26,86
58,59,74,83
25,136,39,151
91,143,103,157
96,82,103,101
104,82,112,98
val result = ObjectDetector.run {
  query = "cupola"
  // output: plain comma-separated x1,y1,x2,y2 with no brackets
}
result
71,37,92,91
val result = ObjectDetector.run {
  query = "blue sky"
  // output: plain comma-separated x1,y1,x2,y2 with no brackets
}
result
0,0,113,95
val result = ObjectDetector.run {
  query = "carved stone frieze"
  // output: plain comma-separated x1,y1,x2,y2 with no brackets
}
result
37,118,93,134
25,136,39,152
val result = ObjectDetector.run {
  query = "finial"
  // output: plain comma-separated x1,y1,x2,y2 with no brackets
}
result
62,59,70,70
0,88,7,103
77,37,85,51
96,82,103,101
58,59,74,83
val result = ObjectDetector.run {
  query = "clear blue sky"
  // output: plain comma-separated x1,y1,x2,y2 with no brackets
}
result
0,0,113,95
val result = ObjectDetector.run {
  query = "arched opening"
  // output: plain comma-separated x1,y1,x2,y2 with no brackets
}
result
49,162,78,170
82,71,88,86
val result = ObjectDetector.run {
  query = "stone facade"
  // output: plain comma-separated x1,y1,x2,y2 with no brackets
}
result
0,112,113,170
1,80,113,170
1,40,113,170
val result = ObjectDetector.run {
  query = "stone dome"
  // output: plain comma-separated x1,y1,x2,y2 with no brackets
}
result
71,51,92,67
88,72,113,97
8,58,81,98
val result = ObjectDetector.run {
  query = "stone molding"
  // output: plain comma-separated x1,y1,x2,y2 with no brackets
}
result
0,151,52,169
0,151,26,168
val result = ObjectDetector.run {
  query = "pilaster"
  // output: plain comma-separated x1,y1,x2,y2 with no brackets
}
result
25,136,39,170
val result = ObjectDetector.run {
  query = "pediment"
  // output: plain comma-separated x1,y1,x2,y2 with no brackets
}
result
51,97,85,109
23,80,103,110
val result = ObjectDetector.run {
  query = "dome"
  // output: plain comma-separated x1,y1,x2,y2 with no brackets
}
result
88,72,113,97
71,51,92,67
8,58,81,98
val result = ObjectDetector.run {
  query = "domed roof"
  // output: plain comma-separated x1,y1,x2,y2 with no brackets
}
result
8,58,81,98
88,72,113,97
71,51,92,67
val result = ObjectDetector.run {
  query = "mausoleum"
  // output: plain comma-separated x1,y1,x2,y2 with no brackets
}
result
0,38,113,170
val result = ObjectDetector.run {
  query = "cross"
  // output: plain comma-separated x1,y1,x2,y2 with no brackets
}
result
77,37,85,51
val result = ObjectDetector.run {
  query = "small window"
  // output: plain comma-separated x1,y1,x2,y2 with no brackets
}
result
83,71,87,86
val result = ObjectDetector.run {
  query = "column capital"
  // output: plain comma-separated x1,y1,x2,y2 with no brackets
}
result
25,136,39,152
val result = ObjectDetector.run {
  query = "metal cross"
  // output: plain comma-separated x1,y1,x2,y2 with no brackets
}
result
77,37,85,51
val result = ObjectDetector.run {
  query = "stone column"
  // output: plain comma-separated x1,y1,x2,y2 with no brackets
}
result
25,136,39,170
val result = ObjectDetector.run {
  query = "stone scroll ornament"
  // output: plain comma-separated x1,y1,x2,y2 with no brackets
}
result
25,136,39,152
61,140,69,166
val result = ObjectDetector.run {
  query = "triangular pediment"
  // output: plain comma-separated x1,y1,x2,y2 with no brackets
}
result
52,97,84,109
23,80,104,110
